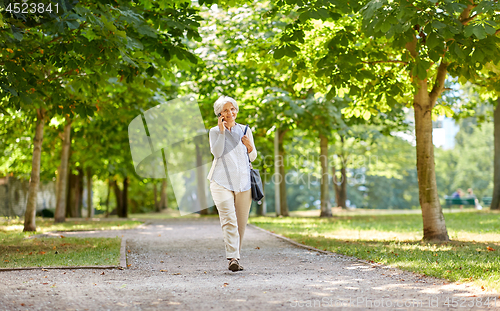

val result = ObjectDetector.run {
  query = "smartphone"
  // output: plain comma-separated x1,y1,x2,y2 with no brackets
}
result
218,113,224,121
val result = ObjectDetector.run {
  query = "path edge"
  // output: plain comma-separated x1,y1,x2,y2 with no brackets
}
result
248,223,413,270
120,237,127,269
247,223,496,295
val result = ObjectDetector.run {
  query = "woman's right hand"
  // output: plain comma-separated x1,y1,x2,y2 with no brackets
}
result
218,115,227,133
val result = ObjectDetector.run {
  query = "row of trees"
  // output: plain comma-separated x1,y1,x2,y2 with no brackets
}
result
1,0,499,242
1,0,203,229
190,0,500,241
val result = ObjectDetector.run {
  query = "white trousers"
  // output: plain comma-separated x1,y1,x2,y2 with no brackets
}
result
210,181,252,260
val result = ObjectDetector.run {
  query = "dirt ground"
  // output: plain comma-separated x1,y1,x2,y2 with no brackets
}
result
1,217,499,310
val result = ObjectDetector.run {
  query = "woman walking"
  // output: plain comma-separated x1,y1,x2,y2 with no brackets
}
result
207,95,257,272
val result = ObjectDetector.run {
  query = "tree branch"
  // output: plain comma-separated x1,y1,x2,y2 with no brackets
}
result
405,35,418,59
429,61,448,106
461,13,478,25
362,60,408,65
459,2,477,25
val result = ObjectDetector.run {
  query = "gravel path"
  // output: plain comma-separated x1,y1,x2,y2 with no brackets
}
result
1,218,498,310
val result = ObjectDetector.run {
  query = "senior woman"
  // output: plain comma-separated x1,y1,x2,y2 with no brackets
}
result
207,95,257,272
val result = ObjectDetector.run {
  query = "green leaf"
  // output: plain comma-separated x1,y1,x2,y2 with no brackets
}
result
472,25,487,40
484,23,496,35
12,29,23,41
361,0,385,19
19,93,32,105
415,60,429,80
185,51,198,64
120,51,138,67
101,16,117,32
362,110,371,120
273,47,286,59
316,8,330,20
453,43,465,58
471,49,484,63
428,48,442,62
463,24,474,37
5,87,18,97
298,11,310,22
66,20,80,30
137,25,157,38
284,45,297,58
116,30,127,38
426,32,441,49
431,21,446,29
380,21,392,33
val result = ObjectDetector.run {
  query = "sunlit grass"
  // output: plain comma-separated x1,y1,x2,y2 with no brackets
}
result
0,232,121,268
0,218,139,268
0,218,142,233
249,211,500,292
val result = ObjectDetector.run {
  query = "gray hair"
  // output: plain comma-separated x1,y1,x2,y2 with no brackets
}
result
213,95,238,116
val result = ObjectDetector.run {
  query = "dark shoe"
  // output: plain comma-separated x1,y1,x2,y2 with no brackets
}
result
228,258,243,272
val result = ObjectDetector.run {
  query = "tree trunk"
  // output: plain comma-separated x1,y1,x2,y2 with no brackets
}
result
122,176,128,218
105,179,111,217
339,165,347,208
23,108,45,232
86,167,92,218
414,91,449,241
491,97,500,210
153,182,160,212
113,177,128,218
274,127,281,216
54,117,72,223
160,180,167,210
257,181,267,216
112,179,123,216
333,137,347,209
278,128,289,216
77,167,83,217
319,134,332,217
196,138,209,215
66,168,80,218
406,36,449,241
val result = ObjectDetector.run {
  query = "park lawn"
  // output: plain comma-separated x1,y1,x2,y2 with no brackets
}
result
0,218,142,233
249,211,500,292
0,218,141,268
0,233,121,268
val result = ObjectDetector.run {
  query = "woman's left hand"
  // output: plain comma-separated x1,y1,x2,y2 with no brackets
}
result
241,135,253,153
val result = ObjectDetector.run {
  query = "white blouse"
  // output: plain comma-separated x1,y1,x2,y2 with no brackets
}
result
207,123,257,192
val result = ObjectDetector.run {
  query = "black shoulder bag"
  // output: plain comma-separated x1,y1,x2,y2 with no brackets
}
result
243,125,264,202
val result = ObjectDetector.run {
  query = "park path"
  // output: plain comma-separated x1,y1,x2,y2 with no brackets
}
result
0,217,498,311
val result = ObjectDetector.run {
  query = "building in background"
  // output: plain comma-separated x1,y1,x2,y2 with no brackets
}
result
0,175,56,217
433,116,460,150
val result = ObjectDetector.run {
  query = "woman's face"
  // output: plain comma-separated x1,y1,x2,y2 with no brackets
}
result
221,102,237,123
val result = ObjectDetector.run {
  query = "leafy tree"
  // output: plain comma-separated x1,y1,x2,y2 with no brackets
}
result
462,60,500,209
271,0,500,241
1,0,203,229
435,116,494,202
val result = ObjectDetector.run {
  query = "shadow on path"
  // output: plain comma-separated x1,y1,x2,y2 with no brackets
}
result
1,218,498,310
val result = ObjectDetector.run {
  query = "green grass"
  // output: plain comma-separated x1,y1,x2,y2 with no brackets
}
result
0,218,141,268
0,218,142,233
249,211,500,292
0,233,121,268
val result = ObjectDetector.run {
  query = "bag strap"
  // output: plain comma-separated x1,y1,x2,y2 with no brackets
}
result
238,123,253,168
